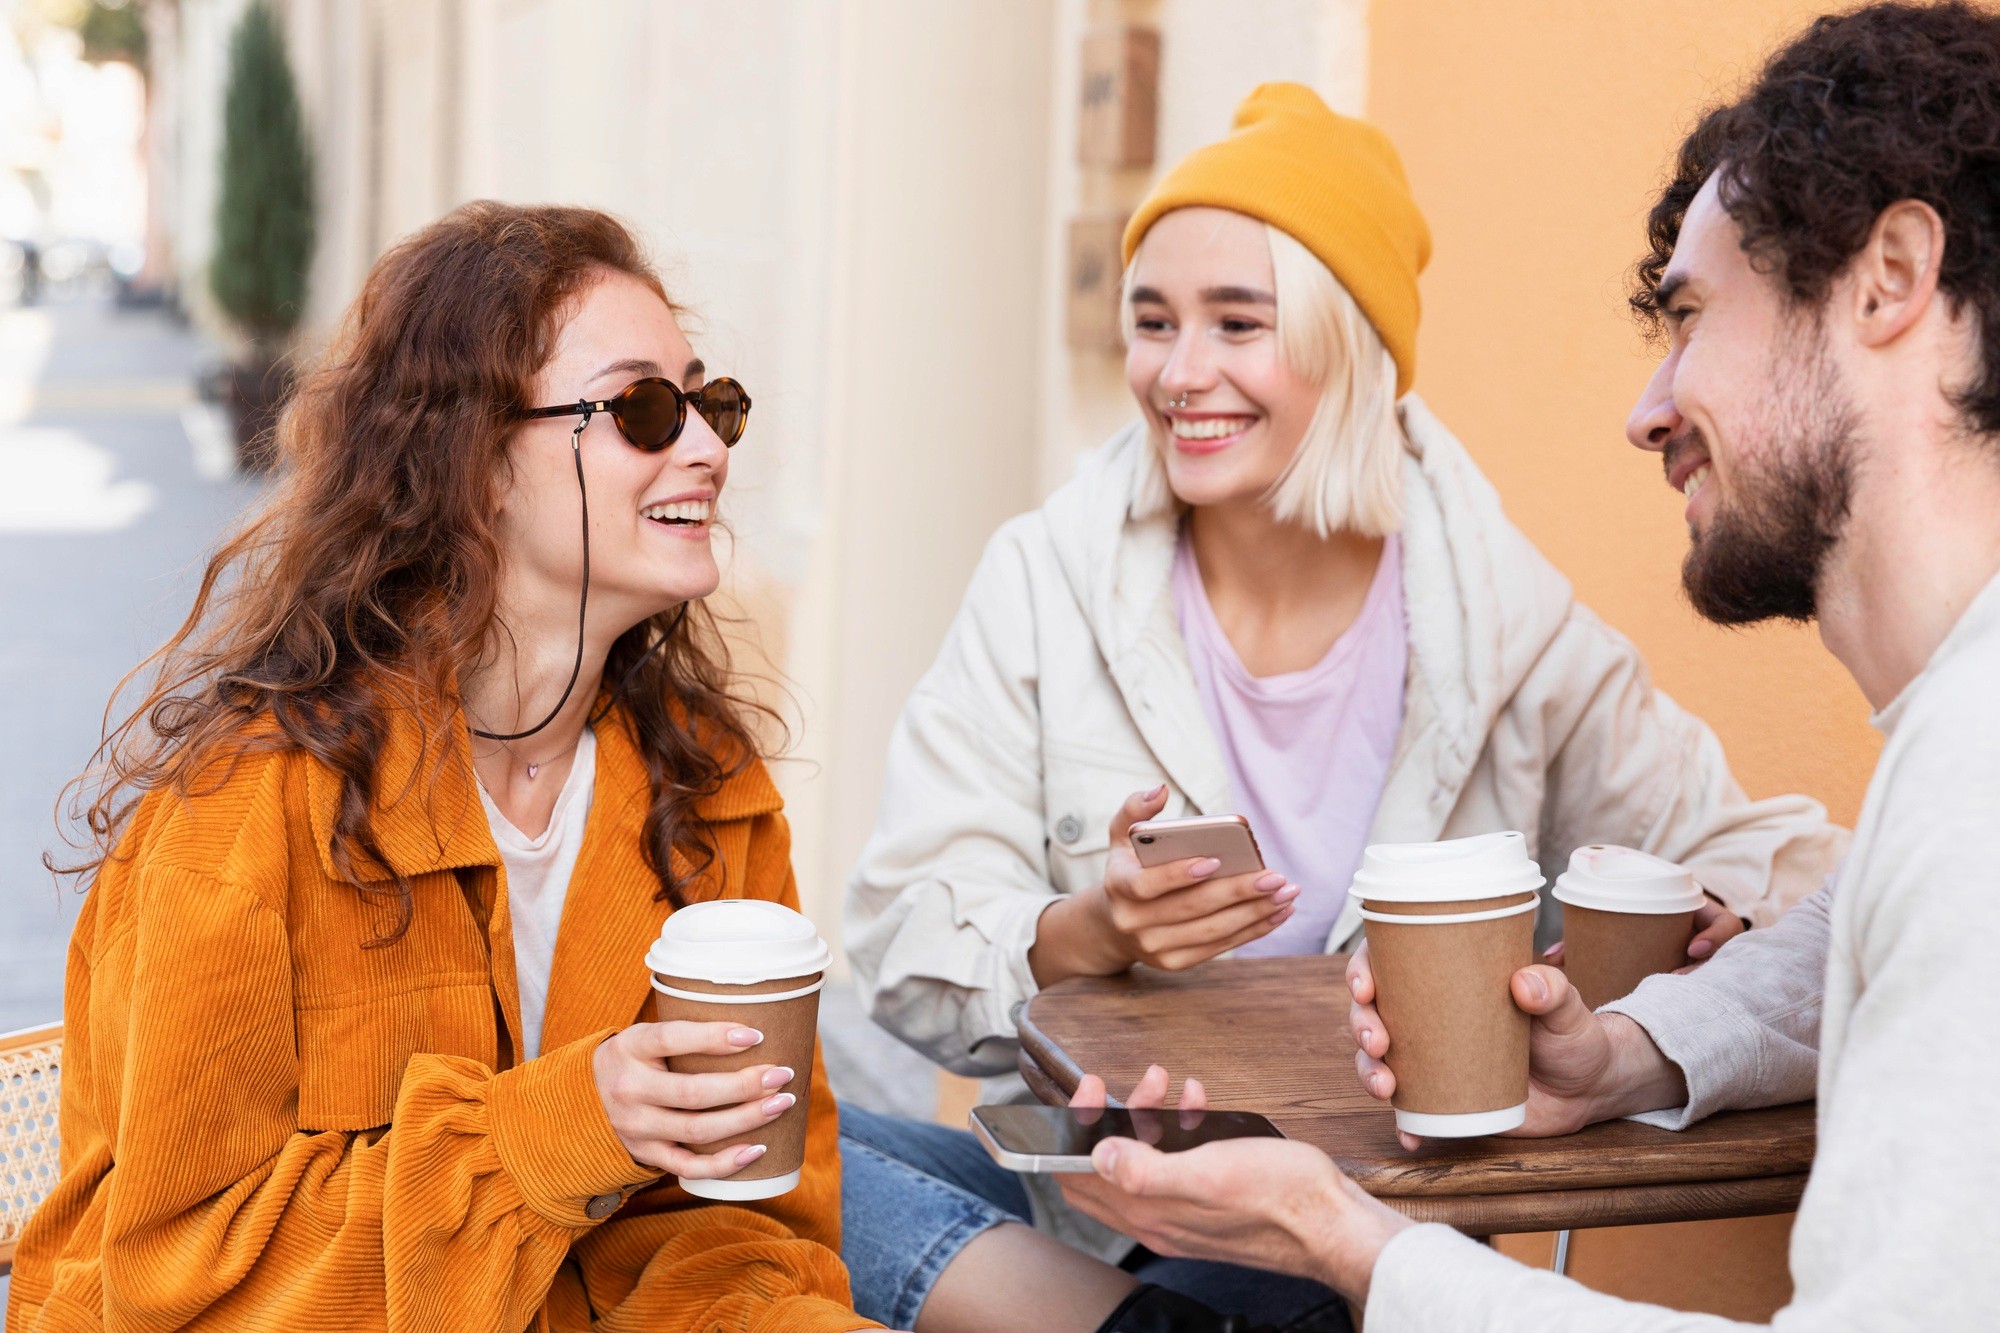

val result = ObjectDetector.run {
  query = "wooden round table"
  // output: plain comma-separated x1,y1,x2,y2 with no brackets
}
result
1016,956,1813,1235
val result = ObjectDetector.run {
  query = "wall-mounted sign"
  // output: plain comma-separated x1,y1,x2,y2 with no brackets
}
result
1067,211,1131,352
1077,25,1159,169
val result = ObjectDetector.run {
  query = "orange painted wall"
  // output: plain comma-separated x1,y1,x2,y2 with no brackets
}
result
1368,1,1880,826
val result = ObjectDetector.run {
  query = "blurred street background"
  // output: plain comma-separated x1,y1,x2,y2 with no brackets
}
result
0,299,250,1036
3,0,1889,1314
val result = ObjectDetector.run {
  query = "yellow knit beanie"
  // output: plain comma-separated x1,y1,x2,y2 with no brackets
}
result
1123,83,1431,395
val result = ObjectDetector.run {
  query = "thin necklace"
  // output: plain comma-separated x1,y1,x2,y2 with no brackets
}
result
479,724,584,781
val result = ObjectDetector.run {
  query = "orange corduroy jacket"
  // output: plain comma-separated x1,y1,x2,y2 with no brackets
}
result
8,703,875,1333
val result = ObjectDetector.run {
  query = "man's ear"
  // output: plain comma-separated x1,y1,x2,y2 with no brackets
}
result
1852,199,1946,348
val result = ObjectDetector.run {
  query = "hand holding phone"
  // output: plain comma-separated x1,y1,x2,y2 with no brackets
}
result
970,1103,1286,1172
1100,789,1300,971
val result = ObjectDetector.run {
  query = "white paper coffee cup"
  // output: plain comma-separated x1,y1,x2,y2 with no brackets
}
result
1551,845,1704,915
1349,831,1544,1137
645,900,832,1200
1552,846,1703,1009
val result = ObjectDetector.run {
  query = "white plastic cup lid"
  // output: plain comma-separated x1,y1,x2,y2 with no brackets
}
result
1551,845,1704,915
644,900,832,986
1347,831,1546,904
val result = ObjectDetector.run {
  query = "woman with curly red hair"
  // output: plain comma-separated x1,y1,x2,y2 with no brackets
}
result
9,203,878,1332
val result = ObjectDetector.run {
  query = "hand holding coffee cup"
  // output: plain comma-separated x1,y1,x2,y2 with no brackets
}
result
1348,832,1545,1138
645,899,832,1200
591,1021,800,1180
1097,786,1300,971
1348,943,1692,1148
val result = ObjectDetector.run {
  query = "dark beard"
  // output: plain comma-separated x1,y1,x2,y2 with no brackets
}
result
1677,341,1857,625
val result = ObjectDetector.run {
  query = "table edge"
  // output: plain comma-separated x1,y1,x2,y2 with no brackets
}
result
1393,1173,1809,1236
1017,994,1811,1199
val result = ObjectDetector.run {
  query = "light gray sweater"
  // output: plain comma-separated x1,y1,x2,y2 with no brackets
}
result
1367,569,2000,1331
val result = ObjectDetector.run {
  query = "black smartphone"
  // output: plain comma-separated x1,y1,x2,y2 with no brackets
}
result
968,1103,1285,1172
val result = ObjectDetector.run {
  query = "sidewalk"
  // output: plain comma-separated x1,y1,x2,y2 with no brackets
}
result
0,298,250,1036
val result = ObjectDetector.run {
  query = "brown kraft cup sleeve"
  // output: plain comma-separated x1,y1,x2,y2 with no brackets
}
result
1561,906,1697,1011
652,972,822,1182
1364,894,1535,1117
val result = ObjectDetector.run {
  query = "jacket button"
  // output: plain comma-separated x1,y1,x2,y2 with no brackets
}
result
585,1191,622,1220
1054,815,1083,845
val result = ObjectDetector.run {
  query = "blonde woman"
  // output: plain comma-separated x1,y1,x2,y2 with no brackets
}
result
835,86,1845,1333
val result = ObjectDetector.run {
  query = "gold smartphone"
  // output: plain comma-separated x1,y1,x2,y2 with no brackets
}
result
1127,813,1265,876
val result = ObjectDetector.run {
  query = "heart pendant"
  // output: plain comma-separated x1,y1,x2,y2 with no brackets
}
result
526,763,539,779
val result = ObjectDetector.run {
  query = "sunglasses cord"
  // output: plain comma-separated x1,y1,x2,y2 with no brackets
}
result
471,417,591,743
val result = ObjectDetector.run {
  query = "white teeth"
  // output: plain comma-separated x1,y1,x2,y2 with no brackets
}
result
1682,464,1712,499
642,499,712,524
1168,416,1255,440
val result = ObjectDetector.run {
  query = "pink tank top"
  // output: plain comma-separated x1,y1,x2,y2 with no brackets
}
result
1170,529,1407,956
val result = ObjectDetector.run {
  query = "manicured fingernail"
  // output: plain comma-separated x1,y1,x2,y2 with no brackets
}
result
737,1144,768,1165
761,1066,795,1090
1273,884,1301,904
1189,857,1221,877
762,1093,796,1116
1148,784,1168,799
729,1027,763,1046
1688,939,1714,958
1543,944,1560,958
1523,972,1548,1003
1255,872,1286,892
1273,904,1295,921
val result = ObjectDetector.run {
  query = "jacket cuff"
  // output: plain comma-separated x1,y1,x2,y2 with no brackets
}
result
750,1295,883,1332
1599,974,1767,1129
963,893,1067,1074
489,1027,661,1227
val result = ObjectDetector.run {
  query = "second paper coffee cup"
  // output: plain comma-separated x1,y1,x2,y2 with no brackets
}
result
1553,845,1703,1010
645,899,832,1200
1350,831,1543,1137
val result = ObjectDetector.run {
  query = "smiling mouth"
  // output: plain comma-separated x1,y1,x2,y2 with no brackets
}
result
1166,415,1257,441
643,499,712,527
1682,463,1712,501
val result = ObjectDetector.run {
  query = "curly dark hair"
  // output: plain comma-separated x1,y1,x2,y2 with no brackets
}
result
1634,1,2000,432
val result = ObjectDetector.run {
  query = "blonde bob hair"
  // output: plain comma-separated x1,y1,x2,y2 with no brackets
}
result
1123,223,1406,538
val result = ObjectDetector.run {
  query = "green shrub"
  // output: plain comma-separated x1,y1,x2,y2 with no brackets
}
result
79,2,148,69
210,2,314,345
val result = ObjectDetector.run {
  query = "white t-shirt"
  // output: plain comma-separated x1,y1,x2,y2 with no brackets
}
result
476,727,597,1061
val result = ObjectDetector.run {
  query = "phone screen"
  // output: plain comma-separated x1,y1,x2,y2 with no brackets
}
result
972,1104,1284,1159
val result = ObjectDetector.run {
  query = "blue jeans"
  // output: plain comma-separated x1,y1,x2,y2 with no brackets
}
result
839,1104,1350,1331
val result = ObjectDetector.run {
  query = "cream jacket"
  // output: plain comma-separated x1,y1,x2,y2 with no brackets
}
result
847,401,1847,1078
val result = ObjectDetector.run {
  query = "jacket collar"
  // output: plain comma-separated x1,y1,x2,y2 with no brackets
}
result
302,693,784,886
302,698,497,886
304,691,785,1058
1039,423,1233,814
